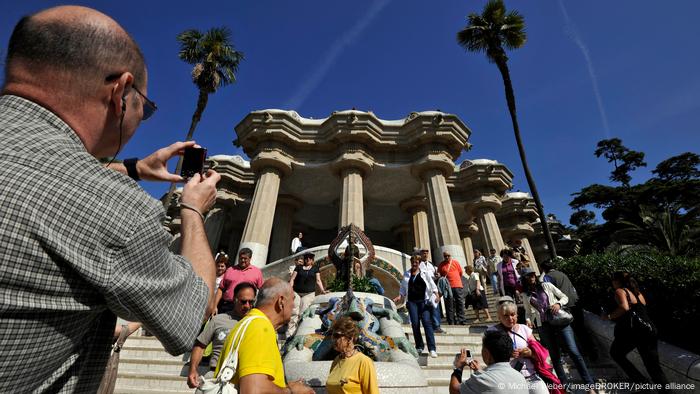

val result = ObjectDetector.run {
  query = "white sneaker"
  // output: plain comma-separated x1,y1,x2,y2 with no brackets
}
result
430,350,438,358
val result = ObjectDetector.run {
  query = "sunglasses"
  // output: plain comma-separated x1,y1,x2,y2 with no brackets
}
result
106,74,158,120
238,299,255,306
130,85,157,120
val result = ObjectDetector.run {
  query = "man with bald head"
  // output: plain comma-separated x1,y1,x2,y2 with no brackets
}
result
214,278,313,393
0,6,221,393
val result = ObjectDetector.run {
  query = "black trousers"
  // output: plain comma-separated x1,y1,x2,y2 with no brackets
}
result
610,326,669,392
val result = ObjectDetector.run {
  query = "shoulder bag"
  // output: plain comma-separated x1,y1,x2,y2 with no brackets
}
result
624,289,657,337
195,315,263,394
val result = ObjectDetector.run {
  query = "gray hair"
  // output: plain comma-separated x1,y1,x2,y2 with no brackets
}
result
497,301,517,316
256,277,292,307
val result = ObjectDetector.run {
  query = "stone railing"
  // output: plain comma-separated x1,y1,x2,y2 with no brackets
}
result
262,245,411,298
583,310,700,392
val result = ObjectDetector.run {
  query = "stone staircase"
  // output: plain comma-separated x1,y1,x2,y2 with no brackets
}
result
114,290,629,393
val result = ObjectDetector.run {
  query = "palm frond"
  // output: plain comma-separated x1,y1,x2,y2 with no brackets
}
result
177,29,205,64
456,0,525,63
177,26,244,91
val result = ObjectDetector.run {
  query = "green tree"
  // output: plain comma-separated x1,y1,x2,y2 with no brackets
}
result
652,152,700,181
456,0,557,260
163,27,244,211
594,138,646,187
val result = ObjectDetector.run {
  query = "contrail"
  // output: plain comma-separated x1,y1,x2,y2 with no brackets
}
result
557,0,610,138
283,0,392,110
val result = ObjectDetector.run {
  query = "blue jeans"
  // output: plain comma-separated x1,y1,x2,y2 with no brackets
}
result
540,322,595,385
431,302,441,329
406,300,436,352
490,272,500,295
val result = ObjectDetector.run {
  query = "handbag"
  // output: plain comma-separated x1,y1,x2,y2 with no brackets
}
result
624,290,657,337
195,316,262,394
545,308,574,326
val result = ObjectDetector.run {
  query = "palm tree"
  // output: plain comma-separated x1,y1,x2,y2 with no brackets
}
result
457,0,557,260
162,27,244,211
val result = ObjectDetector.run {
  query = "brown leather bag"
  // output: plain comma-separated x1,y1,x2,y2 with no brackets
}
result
97,324,131,394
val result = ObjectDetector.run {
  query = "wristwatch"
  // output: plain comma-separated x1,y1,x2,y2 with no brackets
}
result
124,158,140,181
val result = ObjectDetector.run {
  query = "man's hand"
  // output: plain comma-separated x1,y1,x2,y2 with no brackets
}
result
288,380,314,394
181,170,221,215
468,359,480,371
186,370,201,389
137,141,197,182
454,348,468,370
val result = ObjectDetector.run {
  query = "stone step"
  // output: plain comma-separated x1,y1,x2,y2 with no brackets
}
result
402,324,489,335
406,333,483,344
114,389,191,394
118,358,210,376
115,371,191,392
120,346,184,362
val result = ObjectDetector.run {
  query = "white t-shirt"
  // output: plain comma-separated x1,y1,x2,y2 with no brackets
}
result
290,237,302,253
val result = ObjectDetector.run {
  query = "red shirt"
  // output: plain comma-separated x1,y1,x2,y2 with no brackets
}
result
438,259,463,288
219,265,263,302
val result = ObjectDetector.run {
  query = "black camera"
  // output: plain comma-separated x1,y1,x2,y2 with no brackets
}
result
180,147,207,179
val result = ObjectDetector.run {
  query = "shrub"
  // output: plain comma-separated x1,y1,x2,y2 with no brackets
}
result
557,251,700,354
327,275,378,294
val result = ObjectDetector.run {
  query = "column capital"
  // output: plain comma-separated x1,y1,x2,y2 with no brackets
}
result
330,151,374,178
459,222,479,236
410,153,456,180
250,149,293,177
501,223,535,239
466,194,502,216
399,196,429,213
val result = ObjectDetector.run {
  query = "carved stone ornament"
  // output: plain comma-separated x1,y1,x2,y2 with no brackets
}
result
328,224,375,290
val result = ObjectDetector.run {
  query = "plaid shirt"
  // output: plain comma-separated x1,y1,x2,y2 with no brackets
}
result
0,95,209,393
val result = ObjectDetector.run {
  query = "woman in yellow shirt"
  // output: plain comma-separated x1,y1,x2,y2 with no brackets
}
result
325,316,379,394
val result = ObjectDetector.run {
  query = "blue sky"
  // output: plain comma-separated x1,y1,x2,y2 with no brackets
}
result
2,1,699,225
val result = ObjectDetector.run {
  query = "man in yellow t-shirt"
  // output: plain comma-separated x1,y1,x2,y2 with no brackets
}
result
215,278,313,394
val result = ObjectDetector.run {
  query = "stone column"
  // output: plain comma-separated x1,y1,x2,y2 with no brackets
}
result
338,167,365,230
459,222,479,268
474,207,506,256
204,207,226,254
420,167,466,266
400,197,431,254
268,195,302,263
392,223,413,254
469,196,506,257
238,168,281,266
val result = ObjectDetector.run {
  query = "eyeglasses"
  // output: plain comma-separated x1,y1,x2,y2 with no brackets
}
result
131,85,157,120
238,299,255,306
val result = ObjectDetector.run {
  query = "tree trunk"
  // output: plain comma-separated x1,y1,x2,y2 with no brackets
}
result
161,89,210,213
494,57,558,260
